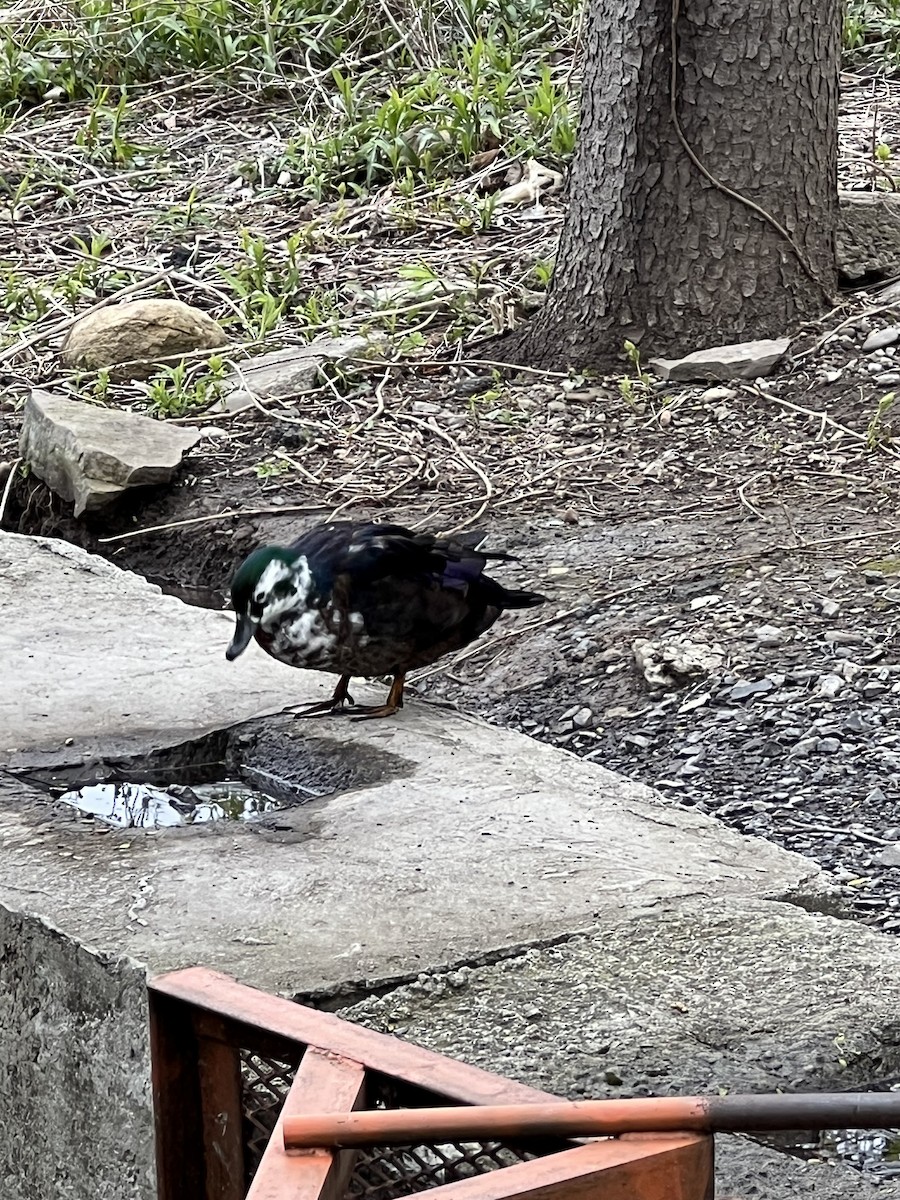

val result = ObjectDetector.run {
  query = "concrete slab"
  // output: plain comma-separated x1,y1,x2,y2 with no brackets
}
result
341,898,900,1095
342,899,900,1197
0,532,830,994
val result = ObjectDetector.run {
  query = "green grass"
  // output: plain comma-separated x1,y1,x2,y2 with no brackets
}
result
3,0,899,403
844,0,900,64
0,0,578,196
1,0,896,202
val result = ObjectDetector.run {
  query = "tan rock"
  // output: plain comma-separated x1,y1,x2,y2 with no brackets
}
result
61,298,226,380
19,389,203,516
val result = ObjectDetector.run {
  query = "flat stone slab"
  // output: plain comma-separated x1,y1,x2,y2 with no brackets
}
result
649,338,790,382
343,898,900,1095
19,390,202,515
0,532,828,994
217,335,383,412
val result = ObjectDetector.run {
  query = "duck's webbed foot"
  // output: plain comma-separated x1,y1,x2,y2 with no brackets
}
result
284,674,356,717
351,674,406,721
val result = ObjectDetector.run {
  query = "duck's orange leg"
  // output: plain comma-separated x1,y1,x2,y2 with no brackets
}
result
285,673,356,717
351,673,406,720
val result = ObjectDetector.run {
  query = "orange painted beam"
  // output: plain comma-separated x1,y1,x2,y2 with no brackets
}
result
362,1136,713,1200
150,968,559,1108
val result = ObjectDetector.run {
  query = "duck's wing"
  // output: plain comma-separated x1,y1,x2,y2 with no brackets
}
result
293,522,513,590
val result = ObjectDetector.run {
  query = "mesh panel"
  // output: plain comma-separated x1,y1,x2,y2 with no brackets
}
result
241,1048,302,1178
239,1051,553,1195
348,1139,537,1200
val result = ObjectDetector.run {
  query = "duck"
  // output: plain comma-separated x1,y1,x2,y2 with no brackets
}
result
225,520,546,718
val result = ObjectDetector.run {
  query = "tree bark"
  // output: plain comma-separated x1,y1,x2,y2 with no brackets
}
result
510,0,840,369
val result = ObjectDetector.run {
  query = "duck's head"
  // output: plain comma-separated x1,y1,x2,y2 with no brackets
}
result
226,545,307,661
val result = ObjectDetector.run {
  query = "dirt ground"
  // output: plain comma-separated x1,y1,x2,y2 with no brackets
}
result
7,318,900,932
6,72,900,940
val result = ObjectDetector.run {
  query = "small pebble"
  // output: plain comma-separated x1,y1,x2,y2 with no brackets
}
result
729,679,775,701
755,624,788,647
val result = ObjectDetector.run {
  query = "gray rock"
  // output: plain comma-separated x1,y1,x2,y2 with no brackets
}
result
19,390,202,516
817,737,842,754
825,630,865,645
879,844,900,868
791,737,820,757
863,682,888,698
755,623,789,647
730,678,776,701
649,338,791,382
216,336,384,408
214,387,257,415
862,327,900,352
633,637,726,688
874,371,900,386
60,297,225,380
816,674,844,700
622,734,651,750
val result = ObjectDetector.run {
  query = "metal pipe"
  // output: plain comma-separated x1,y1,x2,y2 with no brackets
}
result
282,1093,900,1149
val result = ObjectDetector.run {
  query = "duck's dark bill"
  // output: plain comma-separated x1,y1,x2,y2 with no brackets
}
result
226,614,256,661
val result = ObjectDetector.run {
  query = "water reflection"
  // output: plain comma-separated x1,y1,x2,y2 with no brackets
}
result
58,780,282,828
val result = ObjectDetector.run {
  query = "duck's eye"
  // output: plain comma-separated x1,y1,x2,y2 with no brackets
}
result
250,597,264,619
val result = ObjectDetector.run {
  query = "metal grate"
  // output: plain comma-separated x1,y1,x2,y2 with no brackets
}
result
241,1049,302,1180
239,1051,550,1197
347,1140,537,1200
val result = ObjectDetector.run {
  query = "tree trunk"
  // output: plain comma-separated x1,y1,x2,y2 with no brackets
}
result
510,0,840,369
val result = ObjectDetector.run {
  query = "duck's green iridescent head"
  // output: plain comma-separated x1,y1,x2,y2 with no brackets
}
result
226,545,300,661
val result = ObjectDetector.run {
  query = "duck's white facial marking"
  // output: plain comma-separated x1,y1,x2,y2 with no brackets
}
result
258,556,338,666
255,558,304,625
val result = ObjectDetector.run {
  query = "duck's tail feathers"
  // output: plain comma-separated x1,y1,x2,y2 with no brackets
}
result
500,587,547,610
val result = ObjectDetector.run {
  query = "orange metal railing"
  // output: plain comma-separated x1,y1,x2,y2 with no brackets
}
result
148,967,713,1200
282,1093,900,1147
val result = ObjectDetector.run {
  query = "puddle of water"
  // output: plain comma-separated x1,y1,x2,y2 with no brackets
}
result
57,780,282,829
149,577,229,611
765,1082,900,1179
18,719,413,833
784,1128,900,1180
